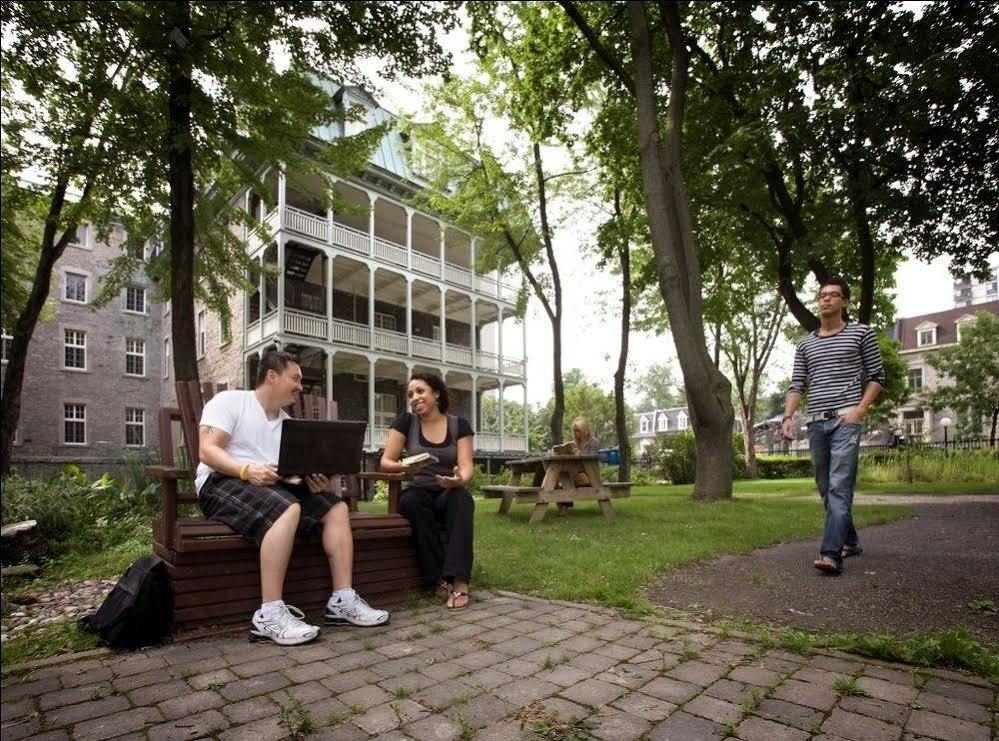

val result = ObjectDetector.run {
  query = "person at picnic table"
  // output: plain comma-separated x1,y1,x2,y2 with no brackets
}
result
556,417,601,514
196,350,390,645
380,372,475,611
782,277,884,575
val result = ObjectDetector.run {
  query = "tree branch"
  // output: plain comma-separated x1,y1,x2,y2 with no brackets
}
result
556,0,636,95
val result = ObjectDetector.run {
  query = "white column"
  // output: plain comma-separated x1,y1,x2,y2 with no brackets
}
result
258,255,265,321
470,237,477,280
368,267,376,350
326,351,334,402
406,278,413,357
471,375,478,435
326,254,334,341
405,207,413,271
277,236,285,335
368,192,377,257
523,382,529,452
497,307,504,372
277,166,286,226
498,381,506,451
521,317,527,377
438,222,445,277
470,299,477,364
368,357,377,447
439,290,447,361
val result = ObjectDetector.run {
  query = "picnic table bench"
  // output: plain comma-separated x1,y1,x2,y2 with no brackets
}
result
481,453,630,524
147,381,420,641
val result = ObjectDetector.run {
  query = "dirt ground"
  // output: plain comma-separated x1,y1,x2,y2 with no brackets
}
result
646,500,999,644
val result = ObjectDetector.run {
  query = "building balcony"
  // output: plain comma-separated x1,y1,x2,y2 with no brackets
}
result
246,311,525,378
264,205,519,303
364,426,526,452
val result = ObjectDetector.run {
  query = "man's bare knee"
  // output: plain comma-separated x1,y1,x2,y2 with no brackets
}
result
321,501,349,525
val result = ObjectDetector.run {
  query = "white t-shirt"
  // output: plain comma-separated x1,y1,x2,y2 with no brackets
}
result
194,390,289,492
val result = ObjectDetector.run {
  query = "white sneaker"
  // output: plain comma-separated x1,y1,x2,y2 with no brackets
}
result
250,603,319,645
324,593,390,627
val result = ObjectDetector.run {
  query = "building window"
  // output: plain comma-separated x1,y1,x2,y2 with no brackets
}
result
63,403,86,445
677,411,689,430
70,225,89,248
125,408,145,447
197,310,206,358
162,337,171,378
125,239,145,260
64,329,86,370
917,327,935,347
124,286,146,314
657,414,667,432
374,393,396,428
374,312,397,331
902,410,924,438
65,272,88,303
1,332,11,364
640,416,649,434
125,338,145,376
907,367,923,390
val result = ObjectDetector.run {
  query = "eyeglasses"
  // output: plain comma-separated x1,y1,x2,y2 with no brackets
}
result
818,291,843,300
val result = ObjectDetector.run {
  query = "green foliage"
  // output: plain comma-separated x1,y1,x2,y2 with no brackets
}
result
756,456,814,480
923,312,999,442
1,619,99,667
647,430,745,485
858,448,999,485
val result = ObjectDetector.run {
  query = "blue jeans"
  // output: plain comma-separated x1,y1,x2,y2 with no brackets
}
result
809,419,862,565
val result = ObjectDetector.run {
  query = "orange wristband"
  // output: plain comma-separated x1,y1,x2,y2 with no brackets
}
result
239,464,250,481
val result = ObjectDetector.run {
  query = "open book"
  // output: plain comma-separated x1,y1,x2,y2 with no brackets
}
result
550,442,576,456
401,452,439,468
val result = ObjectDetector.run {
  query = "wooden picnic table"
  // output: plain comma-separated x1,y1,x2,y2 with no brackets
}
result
481,453,631,524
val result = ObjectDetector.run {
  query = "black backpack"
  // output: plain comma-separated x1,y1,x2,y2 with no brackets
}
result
80,555,173,648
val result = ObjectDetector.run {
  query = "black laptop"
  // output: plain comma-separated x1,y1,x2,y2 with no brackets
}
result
277,420,367,476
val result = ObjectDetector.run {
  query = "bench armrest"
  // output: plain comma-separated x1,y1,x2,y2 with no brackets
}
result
356,472,411,482
145,465,191,480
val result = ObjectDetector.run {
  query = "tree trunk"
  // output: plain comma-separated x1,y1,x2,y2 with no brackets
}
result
167,0,199,383
550,321,564,446
990,407,997,448
0,183,75,477
628,1,733,500
740,405,757,479
614,201,632,482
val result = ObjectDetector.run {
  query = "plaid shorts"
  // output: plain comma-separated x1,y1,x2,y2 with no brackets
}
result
198,473,343,546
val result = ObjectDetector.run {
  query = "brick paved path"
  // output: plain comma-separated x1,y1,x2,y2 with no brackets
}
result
2,592,995,740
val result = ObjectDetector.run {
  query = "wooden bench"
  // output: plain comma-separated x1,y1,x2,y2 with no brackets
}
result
147,381,420,641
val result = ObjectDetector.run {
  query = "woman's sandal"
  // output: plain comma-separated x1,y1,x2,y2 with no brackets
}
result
447,590,470,611
436,580,453,601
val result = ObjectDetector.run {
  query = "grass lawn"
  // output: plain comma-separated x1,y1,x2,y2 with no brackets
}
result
462,480,910,615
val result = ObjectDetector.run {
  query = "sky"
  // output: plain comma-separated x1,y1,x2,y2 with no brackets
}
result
357,15,967,406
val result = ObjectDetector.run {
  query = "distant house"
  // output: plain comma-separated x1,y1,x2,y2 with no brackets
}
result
890,300,999,441
632,407,741,455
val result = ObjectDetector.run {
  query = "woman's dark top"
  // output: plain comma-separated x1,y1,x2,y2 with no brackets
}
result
390,412,474,490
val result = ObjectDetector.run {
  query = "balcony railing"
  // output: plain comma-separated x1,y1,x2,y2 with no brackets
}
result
412,337,442,361
476,350,499,372
261,207,521,299
285,309,328,340
445,343,473,367
411,251,441,278
474,433,527,452
331,222,369,256
331,318,369,347
374,328,407,354
374,236,407,267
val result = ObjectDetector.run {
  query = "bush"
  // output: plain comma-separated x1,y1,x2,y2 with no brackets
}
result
1,466,161,557
467,465,510,498
628,467,657,486
757,455,814,479
647,430,745,485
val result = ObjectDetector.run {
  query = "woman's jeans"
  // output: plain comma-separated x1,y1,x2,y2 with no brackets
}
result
809,419,862,565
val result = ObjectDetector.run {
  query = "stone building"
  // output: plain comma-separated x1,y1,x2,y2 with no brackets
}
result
891,299,999,442
3,225,164,475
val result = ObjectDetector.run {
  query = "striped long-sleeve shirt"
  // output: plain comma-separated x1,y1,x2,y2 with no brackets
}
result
786,323,886,414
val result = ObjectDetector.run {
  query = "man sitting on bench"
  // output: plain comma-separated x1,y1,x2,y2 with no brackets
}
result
195,350,389,645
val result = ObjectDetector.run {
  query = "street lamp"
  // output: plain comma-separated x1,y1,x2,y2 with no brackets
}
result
940,416,952,450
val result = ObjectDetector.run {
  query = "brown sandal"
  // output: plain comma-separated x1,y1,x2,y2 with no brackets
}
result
813,556,842,575
447,591,470,611
436,580,452,601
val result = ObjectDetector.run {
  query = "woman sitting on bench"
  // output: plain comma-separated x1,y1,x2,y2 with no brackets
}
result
380,372,475,611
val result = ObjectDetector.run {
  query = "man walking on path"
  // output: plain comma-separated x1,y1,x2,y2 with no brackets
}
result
197,350,389,645
783,278,885,574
